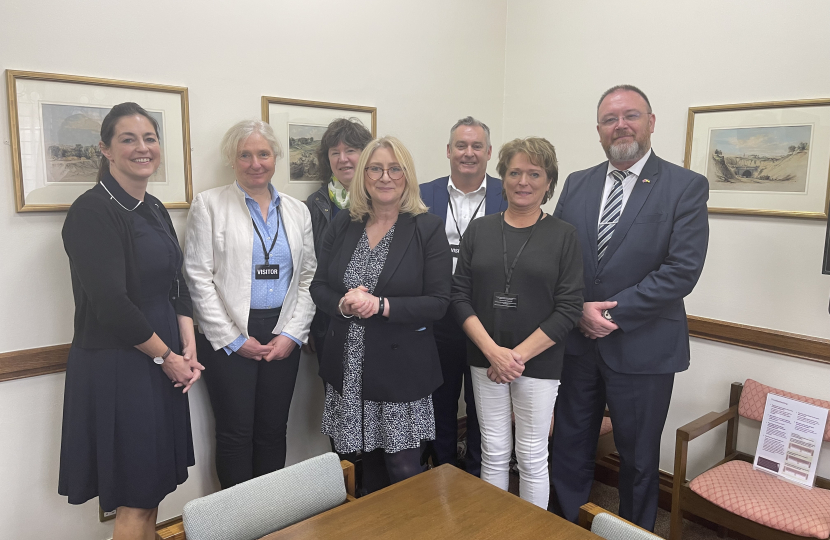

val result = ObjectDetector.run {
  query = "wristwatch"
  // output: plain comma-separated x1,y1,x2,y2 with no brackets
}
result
153,346,172,365
602,309,614,322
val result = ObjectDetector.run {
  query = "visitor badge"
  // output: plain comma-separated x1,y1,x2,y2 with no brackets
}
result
255,264,280,280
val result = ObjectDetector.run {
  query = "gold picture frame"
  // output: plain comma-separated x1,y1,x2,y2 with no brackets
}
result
684,99,830,219
6,70,193,212
262,96,376,199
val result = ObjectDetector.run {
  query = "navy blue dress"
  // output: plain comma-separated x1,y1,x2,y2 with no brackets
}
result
58,188,193,512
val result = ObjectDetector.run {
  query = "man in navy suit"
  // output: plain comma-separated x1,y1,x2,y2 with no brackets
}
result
549,86,709,530
420,116,508,476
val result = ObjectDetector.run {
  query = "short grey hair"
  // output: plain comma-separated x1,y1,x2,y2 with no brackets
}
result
220,119,283,166
448,116,491,149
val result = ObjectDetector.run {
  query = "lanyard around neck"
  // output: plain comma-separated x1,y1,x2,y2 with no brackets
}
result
500,210,543,294
448,192,486,241
251,206,281,263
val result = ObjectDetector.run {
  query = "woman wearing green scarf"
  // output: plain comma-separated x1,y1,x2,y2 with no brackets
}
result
306,118,373,362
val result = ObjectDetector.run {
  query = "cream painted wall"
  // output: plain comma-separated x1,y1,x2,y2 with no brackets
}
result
3,1,830,537
0,0,508,538
502,0,830,478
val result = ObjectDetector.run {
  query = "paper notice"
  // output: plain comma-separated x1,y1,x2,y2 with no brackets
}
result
753,393,828,488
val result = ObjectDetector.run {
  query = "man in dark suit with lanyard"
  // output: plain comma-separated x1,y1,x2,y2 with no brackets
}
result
549,86,709,530
420,116,508,476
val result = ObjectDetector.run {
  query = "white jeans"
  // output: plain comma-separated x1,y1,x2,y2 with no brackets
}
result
470,366,560,508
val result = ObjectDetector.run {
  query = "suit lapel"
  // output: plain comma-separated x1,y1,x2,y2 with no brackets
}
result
597,153,659,272
336,217,366,287
585,164,608,273
485,174,506,214
374,213,415,295
432,178,449,221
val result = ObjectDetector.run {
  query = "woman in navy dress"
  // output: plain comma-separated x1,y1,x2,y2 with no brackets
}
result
59,102,204,540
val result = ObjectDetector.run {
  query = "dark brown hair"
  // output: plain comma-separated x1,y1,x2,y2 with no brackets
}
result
316,118,373,186
97,102,160,183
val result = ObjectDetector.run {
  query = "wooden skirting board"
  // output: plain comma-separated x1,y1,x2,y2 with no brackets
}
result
3,316,827,383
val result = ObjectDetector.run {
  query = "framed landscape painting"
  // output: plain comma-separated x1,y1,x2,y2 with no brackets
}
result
684,99,830,219
6,70,192,212
262,96,376,201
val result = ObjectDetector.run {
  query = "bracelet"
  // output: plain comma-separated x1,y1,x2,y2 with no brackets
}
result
377,296,385,316
338,297,354,318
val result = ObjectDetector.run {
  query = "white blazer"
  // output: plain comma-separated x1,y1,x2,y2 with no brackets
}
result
184,182,317,350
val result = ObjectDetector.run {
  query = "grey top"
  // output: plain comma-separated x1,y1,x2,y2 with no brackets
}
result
451,212,584,379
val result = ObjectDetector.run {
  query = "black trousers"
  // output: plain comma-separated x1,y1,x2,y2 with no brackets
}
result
197,311,301,489
430,318,481,476
549,346,674,531
362,445,425,494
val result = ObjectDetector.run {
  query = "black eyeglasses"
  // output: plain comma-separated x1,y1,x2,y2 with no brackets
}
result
365,165,405,181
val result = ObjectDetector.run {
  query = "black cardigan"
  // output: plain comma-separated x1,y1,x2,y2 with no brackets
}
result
451,213,584,379
310,209,451,403
62,173,192,349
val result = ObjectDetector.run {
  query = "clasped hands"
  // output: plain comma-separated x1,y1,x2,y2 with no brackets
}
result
237,334,297,362
485,345,524,384
339,285,381,319
162,341,204,394
578,300,619,339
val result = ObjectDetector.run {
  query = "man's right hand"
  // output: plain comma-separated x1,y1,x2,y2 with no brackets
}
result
579,301,619,339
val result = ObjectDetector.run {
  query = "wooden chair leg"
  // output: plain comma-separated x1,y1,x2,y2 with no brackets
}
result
669,507,684,540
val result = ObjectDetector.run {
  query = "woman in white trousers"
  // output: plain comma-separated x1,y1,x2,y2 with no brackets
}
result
451,137,584,507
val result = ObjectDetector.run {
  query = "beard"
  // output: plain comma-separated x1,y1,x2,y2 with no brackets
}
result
607,139,642,162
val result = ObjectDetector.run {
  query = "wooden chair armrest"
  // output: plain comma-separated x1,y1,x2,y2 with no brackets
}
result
677,405,737,442
578,502,605,529
578,503,655,535
340,460,355,498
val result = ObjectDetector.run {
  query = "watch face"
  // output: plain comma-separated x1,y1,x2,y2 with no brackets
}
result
153,357,164,365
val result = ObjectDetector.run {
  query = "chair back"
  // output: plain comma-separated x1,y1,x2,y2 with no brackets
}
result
738,379,830,442
591,512,661,540
182,452,347,540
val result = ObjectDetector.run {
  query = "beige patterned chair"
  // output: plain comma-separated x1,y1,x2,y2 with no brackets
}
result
670,380,830,540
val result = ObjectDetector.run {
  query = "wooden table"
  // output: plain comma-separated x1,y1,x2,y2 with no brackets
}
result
262,464,601,540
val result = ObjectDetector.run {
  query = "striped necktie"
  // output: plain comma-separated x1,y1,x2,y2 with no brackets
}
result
597,169,629,262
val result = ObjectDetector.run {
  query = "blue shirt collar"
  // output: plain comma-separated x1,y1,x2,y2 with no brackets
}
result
236,182,280,209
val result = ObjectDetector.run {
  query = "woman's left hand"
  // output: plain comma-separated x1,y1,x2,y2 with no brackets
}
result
264,334,297,362
343,285,379,319
181,339,197,366
172,339,203,391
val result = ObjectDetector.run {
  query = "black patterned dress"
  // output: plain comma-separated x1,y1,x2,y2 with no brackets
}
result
321,225,435,454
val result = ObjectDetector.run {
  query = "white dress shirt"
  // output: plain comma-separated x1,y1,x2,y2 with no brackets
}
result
597,149,653,226
446,176,487,272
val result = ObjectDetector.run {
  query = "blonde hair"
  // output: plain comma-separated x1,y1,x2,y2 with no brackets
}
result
349,136,428,221
496,137,559,204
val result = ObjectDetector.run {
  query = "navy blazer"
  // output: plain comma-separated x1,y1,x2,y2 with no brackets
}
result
309,210,451,403
553,152,709,375
419,174,508,222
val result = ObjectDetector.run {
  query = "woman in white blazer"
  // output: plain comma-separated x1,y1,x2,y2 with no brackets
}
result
184,120,316,489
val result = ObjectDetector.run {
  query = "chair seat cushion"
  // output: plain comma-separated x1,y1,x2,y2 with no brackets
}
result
689,460,830,538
